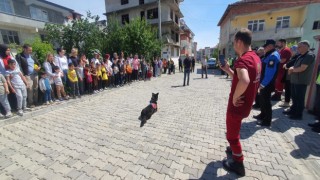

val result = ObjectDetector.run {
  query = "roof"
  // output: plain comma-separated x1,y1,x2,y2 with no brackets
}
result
37,0,81,15
218,0,320,26
218,0,261,26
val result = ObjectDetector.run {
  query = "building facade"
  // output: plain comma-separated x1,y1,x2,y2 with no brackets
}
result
218,0,320,58
218,0,320,110
0,0,80,45
180,19,194,57
105,0,184,60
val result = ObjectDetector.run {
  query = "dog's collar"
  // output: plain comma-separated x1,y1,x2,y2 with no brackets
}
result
150,103,157,109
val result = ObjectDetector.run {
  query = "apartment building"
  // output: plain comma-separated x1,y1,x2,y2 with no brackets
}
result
0,0,80,45
105,0,184,59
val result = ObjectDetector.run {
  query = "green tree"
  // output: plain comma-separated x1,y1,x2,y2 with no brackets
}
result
212,46,219,59
24,37,54,64
122,18,161,61
44,12,105,58
105,16,162,61
104,15,126,56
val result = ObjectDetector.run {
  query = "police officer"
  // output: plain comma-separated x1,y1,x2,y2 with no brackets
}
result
254,39,280,126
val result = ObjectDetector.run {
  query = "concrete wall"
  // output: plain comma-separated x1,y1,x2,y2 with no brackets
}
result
302,3,320,54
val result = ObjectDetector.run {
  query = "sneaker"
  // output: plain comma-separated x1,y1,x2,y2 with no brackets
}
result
252,104,260,109
23,107,32,112
78,95,81,99
59,98,64,101
222,158,245,176
100,89,103,92
5,112,12,118
256,120,271,127
0,113,4,118
28,105,36,108
279,102,290,107
50,100,54,104
93,91,98,94
271,94,281,101
17,110,23,116
46,101,50,105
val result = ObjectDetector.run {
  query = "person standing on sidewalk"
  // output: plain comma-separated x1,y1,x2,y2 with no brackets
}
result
16,44,40,108
271,39,292,101
283,40,315,120
254,39,280,127
201,55,208,79
191,57,196,73
183,54,192,86
280,45,299,107
220,28,261,176
178,56,183,72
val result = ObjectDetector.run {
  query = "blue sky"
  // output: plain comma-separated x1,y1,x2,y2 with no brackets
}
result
49,0,237,49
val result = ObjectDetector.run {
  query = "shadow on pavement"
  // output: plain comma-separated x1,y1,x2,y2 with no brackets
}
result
197,161,239,180
171,85,184,88
240,106,320,159
196,68,218,75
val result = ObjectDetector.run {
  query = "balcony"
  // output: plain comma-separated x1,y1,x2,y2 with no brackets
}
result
252,27,303,41
0,13,47,31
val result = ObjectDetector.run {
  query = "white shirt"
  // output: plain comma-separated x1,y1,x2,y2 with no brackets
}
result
55,56,68,70
53,72,63,85
91,58,100,68
201,59,207,66
6,69,25,88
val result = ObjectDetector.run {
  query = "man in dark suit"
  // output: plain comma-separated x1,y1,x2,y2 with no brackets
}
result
16,44,41,108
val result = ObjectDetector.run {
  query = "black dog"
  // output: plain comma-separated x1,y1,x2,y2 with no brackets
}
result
139,93,159,127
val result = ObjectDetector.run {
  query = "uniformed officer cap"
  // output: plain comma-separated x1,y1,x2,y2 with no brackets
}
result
263,39,276,47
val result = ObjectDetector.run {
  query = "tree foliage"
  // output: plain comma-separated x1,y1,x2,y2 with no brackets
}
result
44,12,105,58
44,13,161,61
24,37,54,64
105,16,162,61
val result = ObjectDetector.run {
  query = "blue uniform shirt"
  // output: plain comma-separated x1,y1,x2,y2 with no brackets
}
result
260,50,280,88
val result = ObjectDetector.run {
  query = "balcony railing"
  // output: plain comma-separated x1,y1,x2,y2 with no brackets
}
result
252,27,303,41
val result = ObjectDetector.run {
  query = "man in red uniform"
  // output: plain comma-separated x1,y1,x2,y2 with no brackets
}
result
220,28,261,176
271,39,292,101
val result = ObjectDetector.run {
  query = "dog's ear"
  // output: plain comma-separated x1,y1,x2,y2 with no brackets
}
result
152,93,155,95
156,93,159,95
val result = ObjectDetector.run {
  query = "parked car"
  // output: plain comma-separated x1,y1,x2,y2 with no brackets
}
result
207,58,217,69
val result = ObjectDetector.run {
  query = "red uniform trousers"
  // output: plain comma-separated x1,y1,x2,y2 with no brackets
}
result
226,111,244,162
275,66,285,95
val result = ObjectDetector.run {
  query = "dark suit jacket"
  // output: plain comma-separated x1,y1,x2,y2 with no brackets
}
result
15,53,40,76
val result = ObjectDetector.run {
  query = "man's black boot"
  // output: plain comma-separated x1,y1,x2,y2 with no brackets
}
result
222,158,245,176
253,114,264,120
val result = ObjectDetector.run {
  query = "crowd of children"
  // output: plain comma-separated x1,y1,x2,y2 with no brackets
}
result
0,44,176,118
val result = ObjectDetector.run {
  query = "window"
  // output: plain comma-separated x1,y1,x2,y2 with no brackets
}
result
276,16,290,29
140,11,145,20
248,20,265,32
30,6,48,21
0,0,13,14
175,14,178,24
139,0,144,5
147,8,158,19
121,14,129,25
121,0,128,5
313,21,320,30
1,29,20,44
170,9,173,20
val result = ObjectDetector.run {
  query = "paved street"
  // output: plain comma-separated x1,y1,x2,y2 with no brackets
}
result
0,65,320,180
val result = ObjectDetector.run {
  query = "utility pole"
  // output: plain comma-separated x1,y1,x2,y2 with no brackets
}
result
158,0,162,58
158,0,162,39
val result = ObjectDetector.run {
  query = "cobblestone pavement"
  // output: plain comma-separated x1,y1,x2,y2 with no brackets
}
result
0,65,319,180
